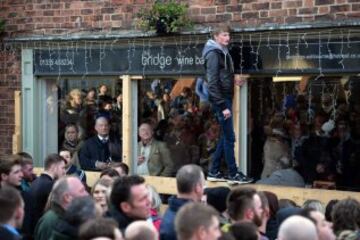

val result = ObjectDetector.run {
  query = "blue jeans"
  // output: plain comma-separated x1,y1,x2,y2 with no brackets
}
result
209,99,237,176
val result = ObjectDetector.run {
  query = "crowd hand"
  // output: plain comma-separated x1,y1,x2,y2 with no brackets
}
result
336,162,343,174
234,74,248,87
222,109,232,120
95,161,108,170
138,155,145,166
316,164,325,174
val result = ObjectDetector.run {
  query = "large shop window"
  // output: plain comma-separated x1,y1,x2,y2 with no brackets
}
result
137,77,219,175
54,77,122,163
53,76,222,176
249,75,360,191
42,74,360,192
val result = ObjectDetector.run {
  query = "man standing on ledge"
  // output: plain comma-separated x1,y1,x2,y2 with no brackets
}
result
202,25,252,183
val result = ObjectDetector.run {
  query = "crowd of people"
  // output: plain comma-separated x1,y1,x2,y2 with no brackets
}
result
249,77,360,191
58,79,226,176
57,74,360,191
1,153,360,240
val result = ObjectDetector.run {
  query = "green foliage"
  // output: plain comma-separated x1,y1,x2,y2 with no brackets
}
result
0,19,5,33
136,1,193,34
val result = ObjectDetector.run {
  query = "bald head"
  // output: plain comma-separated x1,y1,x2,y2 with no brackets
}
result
278,216,318,240
95,117,110,137
51,176,88,209
176,164,205,199
125,221,158,240
138,123,153,143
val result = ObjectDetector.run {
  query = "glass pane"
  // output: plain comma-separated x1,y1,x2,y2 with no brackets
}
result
249,75,360,191
57,77,123,165
137,77,219,176
39,80,58,162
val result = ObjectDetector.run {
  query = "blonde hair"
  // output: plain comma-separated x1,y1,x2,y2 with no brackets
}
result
91,177,113,196
69,88,82,99
67,88,82,107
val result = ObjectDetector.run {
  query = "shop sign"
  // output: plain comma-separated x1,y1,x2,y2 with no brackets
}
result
34,36,360,76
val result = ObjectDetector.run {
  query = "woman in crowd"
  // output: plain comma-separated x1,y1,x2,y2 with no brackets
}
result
98,84,112,104
61,124,83,167
61,88,84,125
91,178,113,216
84,87,97,107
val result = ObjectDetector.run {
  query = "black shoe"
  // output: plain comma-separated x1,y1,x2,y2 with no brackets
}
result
227,172,253,184
207,172,226,182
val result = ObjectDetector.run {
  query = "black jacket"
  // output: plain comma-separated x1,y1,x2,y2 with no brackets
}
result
79,136,110,171
51,218,78,240
30,173,54,233
0,225,21,240
160,196,192,240
106,205,136,233
202,39,234,111
19,189,33,240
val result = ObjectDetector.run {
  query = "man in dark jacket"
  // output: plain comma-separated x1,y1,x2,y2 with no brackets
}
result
59,149,87,184
202,25,251,183
79,116,112,171
108,175,151,232
160,164,206,240
34,176,89,240
51,196,96,240
30,154,66,232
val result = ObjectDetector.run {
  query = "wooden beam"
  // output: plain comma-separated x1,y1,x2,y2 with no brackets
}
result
234,75,250,173
245,184,359,207
122,75,133,173
33,168,360,207
12,91,22,154
233,79,241,167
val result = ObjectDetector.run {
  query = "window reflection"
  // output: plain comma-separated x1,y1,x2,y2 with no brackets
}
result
54,75,360,191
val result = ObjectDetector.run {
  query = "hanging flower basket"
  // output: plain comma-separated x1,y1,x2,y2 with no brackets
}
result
136,1,193,34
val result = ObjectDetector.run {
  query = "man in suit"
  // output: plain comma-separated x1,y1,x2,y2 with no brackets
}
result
0,186,24,240
79,116,112,171
30,154,66,232
137,123,174,177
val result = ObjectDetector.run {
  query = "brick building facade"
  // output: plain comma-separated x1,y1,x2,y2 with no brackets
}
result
0,0,359,157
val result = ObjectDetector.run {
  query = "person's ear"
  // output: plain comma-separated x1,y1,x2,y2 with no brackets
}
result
265,207,270,218
14,206,23,221
244,208,254,220
0,173,8,182
196,226,207,240
63,192,72,205
195,182,203,195
120,202,131,214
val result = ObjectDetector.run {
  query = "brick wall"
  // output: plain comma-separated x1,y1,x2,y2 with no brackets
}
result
0,49,21,156
0,0,359,155
0,0,359,36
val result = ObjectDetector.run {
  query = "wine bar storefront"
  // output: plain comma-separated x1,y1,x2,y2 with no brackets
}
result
19,27,360,190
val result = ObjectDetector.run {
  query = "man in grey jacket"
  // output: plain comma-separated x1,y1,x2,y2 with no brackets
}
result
202,25,251,183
